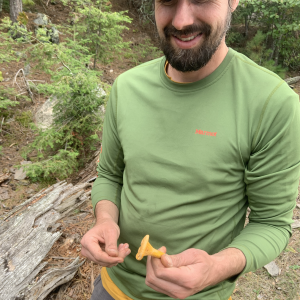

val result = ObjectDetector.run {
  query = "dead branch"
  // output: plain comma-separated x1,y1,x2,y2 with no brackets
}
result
0,173,10,185
285,76,300,85
13,68,34,103
0,181,91,300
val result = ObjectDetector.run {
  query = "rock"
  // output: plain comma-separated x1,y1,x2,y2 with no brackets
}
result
14,169,27,180
9,167,16,174
18,180,30,186
292,219,300,229
24,63,30,76
6,118,15,124
9,24,28,40
34,13,50,26
21,161,32,166
14,161,32,180
49,26,59,44
35,96,57,130
0,188,10,201
285,76,300,85
26,188,34,194
95,85,106,99
15,51,27,59
264,261,281,276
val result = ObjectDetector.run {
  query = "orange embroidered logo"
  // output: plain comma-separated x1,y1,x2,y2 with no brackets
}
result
195,129,217,137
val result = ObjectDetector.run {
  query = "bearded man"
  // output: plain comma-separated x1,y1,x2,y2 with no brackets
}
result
81,0,300,299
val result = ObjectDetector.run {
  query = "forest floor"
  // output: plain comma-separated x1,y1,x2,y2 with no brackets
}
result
0,0,300,299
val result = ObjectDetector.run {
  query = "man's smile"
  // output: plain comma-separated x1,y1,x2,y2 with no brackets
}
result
172,32,203,49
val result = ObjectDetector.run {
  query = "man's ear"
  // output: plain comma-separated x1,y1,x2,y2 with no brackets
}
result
230,0,240,12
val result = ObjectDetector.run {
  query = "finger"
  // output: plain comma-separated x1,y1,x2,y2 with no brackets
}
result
150,250,204,288
82,246,124,267
103,226,120,257
146,255,189,299
146,277,182,298
118,243,131,259
161,248,206,268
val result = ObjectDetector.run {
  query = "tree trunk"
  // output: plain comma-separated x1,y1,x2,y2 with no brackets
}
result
9,0,22,23
0,0,3,15
274,34,283,66
244,15,250,38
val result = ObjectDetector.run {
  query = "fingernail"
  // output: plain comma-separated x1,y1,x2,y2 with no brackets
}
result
124,244,129,249
164,255,173,267
108,248,117,254
126,249,131,255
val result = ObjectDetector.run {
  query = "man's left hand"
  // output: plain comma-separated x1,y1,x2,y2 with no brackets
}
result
145,247,246,299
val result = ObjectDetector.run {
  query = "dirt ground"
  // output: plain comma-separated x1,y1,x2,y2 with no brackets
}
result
1,1,300,299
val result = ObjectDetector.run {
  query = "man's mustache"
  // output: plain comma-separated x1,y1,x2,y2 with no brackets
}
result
163,23,211,38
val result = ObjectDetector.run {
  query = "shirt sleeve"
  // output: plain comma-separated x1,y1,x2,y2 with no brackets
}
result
227,82,300,277
91,78,124,212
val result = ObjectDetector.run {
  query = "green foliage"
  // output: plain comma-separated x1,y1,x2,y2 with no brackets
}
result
125,38,162,66
23,149,79,181
0,86,20,111
0,17,32,62
233,0,300,70
22,0,35,8
137,0,154,23
15,111,33,128
21,39,106,180
0,0,127,182
63,0,131,68
243,31,287,78
226,30,244,46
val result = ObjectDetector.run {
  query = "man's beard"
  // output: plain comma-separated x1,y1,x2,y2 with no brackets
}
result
158,10,232,73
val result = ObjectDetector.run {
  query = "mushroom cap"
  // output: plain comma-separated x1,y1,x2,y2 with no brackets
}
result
136,235,150,260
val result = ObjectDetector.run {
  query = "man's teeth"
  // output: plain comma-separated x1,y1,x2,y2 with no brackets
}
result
177,34,200,42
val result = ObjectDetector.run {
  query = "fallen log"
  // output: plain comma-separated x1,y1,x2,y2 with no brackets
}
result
285,76,300,85
0,173,10,185
0,181,91,300
22,257,84,300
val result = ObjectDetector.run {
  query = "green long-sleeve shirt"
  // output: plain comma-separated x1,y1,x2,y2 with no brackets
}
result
91,48,300,300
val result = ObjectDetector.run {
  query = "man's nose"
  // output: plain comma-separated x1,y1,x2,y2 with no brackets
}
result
172,0,195,31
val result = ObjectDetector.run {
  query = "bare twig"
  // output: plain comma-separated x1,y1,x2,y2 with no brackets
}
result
16,92,27,96
49,256,77,260
55,54,73,74
90,261,94,293
13,68,34,103
0,117,4,135
27,80,45,82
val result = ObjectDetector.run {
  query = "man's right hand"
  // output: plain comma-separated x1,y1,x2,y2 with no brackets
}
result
81,213,131,267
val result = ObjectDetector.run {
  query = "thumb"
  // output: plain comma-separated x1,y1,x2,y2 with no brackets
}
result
161,249,202,268
104,229,119,257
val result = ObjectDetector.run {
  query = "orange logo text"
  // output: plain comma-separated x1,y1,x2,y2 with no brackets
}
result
195,129,217,137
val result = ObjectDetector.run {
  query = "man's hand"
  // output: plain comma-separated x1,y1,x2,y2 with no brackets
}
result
146,247,246,299
80,200,131,267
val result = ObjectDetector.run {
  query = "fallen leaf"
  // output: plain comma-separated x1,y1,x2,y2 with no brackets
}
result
285,246,297,253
